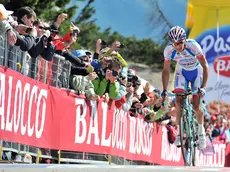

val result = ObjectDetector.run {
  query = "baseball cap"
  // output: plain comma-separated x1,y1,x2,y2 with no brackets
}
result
0,4,13,20
84,50,92,56
73,50,87,58
0,4,13,14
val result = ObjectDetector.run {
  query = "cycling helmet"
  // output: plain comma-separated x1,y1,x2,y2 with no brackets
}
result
168,26,186,43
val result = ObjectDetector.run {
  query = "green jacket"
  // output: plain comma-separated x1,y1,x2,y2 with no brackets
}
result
92,78,119,99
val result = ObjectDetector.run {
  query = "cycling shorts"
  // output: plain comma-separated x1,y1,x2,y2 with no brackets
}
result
174,64,203,92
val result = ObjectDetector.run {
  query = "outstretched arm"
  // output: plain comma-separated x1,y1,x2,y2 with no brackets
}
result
162,59,171,91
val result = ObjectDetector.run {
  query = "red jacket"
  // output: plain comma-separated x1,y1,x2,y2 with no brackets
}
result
52,33,71,51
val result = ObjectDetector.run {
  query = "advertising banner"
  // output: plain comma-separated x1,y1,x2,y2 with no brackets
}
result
186,0,230,117
0,67,228,166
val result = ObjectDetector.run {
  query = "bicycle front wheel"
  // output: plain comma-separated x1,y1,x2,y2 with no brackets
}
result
191,119,198,166
179,108,194,166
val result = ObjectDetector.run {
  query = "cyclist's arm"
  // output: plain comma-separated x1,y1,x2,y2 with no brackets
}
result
197,54,209,88
162,59,171,91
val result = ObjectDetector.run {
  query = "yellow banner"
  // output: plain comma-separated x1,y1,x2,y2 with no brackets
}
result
184,0,230,116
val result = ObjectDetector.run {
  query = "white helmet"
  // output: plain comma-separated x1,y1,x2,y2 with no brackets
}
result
168,26,186,43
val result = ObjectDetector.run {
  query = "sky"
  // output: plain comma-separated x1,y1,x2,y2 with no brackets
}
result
68,0,188,42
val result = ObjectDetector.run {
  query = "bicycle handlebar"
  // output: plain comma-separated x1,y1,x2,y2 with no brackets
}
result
167,90,199,97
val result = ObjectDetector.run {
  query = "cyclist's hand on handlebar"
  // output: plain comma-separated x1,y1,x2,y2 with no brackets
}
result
161,90,168,106
199,88,206,97
161,90,168,97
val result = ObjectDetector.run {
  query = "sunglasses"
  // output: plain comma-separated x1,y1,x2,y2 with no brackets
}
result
173,41,184,47
80,56,89,62
38,26,44,29
127,82,133,87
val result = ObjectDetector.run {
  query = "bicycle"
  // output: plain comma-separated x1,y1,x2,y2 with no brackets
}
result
167,89,199,166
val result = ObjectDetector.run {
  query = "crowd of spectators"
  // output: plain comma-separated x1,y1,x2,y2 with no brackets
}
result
0,4,170,123
0,4,230,164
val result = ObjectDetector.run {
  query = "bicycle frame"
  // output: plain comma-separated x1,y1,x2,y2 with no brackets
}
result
181,94,198,165
168,91,199,166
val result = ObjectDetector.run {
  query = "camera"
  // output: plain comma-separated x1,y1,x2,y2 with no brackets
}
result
25,27,33,33
128,75,138,83
39,26,59,34
72,29,79,37
101,39,107,45
119,43,125,48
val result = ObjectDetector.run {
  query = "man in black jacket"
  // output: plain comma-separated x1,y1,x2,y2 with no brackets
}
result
28,20,56,79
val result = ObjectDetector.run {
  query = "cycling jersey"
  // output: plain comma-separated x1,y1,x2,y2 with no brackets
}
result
164,39,203,71
164,39,204,92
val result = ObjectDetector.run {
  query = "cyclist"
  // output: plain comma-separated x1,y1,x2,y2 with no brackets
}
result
161,26,209,149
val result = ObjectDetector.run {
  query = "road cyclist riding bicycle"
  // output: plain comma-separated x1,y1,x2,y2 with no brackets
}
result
161,26,209,150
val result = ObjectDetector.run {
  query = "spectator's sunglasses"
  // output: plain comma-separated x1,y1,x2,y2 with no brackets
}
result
80,56,89,62
127,82,132,87
101,56,112,63
38,26,44,29
133,81,141,88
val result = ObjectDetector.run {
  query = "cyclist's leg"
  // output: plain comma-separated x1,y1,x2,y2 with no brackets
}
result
191,65,206,149
174,67,188,146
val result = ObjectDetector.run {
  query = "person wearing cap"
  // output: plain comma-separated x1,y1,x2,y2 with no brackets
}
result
84,50,93,62
0,4,17,46
70,49,99,101
92,58,121,99
0,4,13,21
70,50,93,76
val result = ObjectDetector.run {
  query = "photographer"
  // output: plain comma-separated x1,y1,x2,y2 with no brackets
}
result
127,69,147,117
115,75,134,112
4,6,37,72
13,6,37,51
92,58,121,100
27,19,56,78
28,20,55,60
50,13,87,68
70,50,92,77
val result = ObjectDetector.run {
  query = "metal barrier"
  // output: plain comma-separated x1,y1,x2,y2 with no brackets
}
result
0,32,72,163
0,31,140,165
0,34,71,88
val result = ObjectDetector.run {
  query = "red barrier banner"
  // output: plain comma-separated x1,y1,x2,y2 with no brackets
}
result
0,67,54,148
0,67,228,166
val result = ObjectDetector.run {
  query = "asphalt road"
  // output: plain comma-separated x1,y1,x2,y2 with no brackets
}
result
0,165,229,172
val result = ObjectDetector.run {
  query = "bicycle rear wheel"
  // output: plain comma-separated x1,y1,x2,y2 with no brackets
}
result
179,108,194,166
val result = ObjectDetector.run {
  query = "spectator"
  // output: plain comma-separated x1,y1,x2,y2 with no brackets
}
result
70,72,100,101
28,19,55,78
70,50,91,77
92,58,121,99
6,6,37,73
0,4,17,46
0,4,13,21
